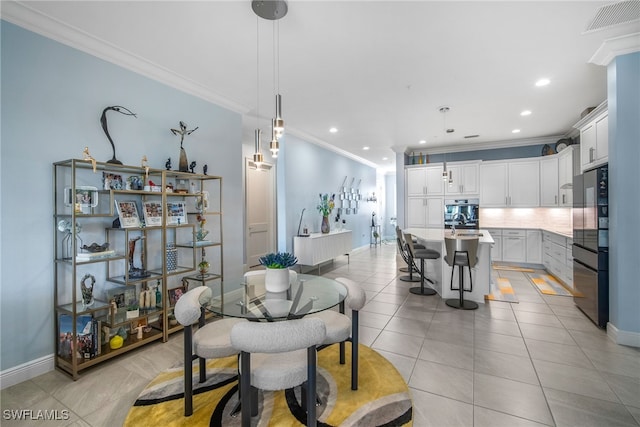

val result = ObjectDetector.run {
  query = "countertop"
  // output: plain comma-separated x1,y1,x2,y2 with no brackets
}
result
483,226,573,239
404,228,495,245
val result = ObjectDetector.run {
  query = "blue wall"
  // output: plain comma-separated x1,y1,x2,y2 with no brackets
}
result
0,21,245,371
607,52,640,337
277,135,377,253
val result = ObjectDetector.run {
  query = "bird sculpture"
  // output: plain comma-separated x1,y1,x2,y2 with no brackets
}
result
100,105,137,165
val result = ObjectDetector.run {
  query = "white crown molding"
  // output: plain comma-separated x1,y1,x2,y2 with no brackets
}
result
406,135,564,156
589,32,640,66
1,1,249,115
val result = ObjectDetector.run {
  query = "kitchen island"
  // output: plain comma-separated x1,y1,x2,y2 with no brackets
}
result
404,228,495,304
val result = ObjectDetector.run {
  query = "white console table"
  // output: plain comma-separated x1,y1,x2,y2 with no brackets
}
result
294,230,352,273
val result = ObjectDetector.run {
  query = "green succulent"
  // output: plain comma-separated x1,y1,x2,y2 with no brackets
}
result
259,252,298,269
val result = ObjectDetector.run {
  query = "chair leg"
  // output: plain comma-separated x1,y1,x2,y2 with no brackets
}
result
183,325,193,417
307,346,317,427
240,352,251,427
351,312,359,390
199,356,206,383
410,258,436,295
339,341,345,365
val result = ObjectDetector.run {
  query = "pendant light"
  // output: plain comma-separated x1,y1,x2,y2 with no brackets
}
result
252,15,263,169
253,129,264,166
269,118,279,157
440,106,450,181
273,18,285,138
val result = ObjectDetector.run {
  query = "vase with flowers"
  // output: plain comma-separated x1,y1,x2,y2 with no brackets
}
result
317,193,335,234
195,214,209,242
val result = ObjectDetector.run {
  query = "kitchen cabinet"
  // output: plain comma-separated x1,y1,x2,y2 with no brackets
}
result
486,228,502,262
444,161,480,196
502,229,526,262
574,101,608,172
406,196,444,228
526,230,542,264
540,157,559,207
542,231,573,289
558,145,579,207
406,164,444,196
480,159,539,207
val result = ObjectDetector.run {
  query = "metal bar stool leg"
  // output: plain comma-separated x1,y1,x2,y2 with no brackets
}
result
410,258,436,295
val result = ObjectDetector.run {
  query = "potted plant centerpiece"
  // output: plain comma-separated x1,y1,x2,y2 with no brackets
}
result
259,252,298,293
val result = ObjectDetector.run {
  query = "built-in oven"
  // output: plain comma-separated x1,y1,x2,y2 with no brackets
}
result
444,198,479,230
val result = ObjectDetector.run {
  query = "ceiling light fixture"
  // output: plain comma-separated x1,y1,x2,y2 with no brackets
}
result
439,106,451,182
269,118,279,157
253,129,264,166
329,127,338,133
419,140,426,144
363,146,370,151
512,129,521,133
252,15,263,168
535,78,550,87
520,110,532,116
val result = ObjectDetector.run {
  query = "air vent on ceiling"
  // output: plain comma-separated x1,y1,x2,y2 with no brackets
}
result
584,0,640,33
464,135,479,139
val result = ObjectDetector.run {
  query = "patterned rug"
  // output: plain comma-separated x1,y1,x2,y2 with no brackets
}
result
485,277,519,303
527,272,573,296
124,343,412,426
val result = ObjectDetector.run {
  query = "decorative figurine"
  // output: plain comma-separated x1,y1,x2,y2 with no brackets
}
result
165,158,171,170
170,121,198,172
203,164,208,175
127,236,150,279
82,147,97,172
189,161,196,174
80,273,95,308
141,155,149,182
100,105,137,165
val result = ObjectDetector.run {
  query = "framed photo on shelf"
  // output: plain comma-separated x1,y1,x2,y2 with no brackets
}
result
142,201,163,227
166,201,187,225
115,200,141,228
64,186,99,208
167,284,188,307
102,172,124,190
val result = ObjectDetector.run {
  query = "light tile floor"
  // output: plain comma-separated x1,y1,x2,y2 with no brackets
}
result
2,243,640,426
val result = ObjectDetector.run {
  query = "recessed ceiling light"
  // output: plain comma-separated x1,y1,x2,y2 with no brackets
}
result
363,146,370,150
419,140,426,144
329,127,338,133
382,157,388,161
520,110,532,116
535,78,550,87
512,129,521,133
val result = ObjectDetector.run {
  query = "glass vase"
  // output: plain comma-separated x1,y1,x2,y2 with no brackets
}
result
321,216,330,234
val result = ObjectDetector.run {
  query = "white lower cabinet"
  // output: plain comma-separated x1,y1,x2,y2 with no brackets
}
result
502,229,526,262
526,230,542,264
542,231,573,288
486,229,502,262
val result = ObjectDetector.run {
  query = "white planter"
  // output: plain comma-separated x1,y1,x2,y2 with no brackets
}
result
265,268,290,293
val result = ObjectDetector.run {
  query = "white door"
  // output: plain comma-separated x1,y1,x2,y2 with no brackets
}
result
245,159,276,268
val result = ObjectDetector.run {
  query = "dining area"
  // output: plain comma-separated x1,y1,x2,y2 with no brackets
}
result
171,268,378,426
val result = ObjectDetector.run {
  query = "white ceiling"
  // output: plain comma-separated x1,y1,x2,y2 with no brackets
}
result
3,1,638,171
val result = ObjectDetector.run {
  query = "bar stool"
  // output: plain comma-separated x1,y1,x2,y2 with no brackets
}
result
404,233,440,296
444,236,479,310
396,227,425,281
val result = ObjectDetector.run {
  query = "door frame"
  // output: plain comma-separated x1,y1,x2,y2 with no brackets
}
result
244,158,277,268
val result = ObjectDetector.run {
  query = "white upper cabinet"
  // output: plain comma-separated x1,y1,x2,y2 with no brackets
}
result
558,145,579,207
480,159,539,207
406,164,444,196
445,161,480,195
540,156,559,207
574,101,608,172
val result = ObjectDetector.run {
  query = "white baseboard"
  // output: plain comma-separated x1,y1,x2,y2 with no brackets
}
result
607,322,640,348
0,354,55,390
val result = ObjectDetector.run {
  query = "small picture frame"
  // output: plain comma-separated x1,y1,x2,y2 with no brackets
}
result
64,186,99,208
115,200,141,228
142,201,163,227
102,172,124,190
175,179,189,194
126,175,144,191
166,202,187,225
167,284,187,307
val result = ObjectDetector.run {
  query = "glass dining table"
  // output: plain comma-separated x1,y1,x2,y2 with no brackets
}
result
206,274,348,321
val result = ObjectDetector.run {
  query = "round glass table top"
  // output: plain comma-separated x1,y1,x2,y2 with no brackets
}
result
207,274,347,321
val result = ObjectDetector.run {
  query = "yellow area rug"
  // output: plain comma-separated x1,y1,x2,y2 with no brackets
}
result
527,273,573,296
485,277,519,303
124,343,412,426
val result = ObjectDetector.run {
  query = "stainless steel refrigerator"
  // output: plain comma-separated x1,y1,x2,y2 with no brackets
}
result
573,165,609,328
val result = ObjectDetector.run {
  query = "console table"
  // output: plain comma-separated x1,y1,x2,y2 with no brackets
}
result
294,229,352,273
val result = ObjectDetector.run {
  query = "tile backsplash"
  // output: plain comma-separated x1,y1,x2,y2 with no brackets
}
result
480,208,572,235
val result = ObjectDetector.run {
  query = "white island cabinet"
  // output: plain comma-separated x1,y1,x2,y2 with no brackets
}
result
404,228,494,304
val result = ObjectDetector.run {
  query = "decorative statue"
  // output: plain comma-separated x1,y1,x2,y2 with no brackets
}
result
203,164,208,175
100,106,137,165
127,236,149,279
165,158,172,170
189,161,196,174
141,155,149,182
170,121,198,172
80,274,95,308
82,147,97,172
